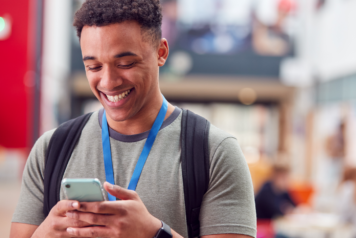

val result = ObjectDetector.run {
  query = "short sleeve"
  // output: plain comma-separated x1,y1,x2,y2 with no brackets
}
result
199,137,257,237
12,129,55,225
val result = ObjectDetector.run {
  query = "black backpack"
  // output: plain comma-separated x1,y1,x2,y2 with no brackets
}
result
43,109,210,238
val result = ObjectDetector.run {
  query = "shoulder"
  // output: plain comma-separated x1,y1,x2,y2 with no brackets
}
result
256,181,273,197
180,109,240,163
205,122,254,203
20,128,57,193
200,124,257,237
207,123,243,166
208,123,235,140
205,122,252,188
30,128,56,160
260,181,272,189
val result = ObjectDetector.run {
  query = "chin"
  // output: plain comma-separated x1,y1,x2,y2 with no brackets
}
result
106,111,127,122
104,108,132,122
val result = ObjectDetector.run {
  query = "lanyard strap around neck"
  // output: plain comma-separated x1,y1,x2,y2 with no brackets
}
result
101,96,168,200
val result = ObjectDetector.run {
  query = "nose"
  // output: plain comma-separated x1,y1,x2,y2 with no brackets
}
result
100,65,123,90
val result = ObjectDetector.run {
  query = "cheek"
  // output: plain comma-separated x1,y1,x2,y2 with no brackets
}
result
123,68,151,88
281,179,289,188
86,74,100,92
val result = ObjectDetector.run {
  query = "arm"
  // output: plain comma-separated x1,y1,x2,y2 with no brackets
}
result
172,230,252,238
64,183,171,237
11,130,91,238
11,130,54,229
203,235,253,238
9,223,252,238
11,200,90,238
66,184,253,238
284,192,297,208
10,223,38,238
198,136,257,237
65,181,255,238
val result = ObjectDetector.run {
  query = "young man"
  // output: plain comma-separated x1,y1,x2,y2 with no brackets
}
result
255,163,296,219
10,0,256,237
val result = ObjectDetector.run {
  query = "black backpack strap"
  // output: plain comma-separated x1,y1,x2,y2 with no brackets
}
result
43,113,93,217
181,109,210,238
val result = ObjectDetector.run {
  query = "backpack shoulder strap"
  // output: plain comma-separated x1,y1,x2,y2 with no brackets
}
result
43,112,93,217
181,109,210,238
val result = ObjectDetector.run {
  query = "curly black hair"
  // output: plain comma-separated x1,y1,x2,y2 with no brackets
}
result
73,0,162,45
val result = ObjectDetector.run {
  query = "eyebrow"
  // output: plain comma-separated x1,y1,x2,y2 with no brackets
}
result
83,52,138,62
114,52,138,58
83,56,96,61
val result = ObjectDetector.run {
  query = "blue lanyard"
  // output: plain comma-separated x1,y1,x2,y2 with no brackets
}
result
101,96,168,201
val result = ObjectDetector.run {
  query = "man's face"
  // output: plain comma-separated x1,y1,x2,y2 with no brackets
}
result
80,21,165,122
273,172,290,193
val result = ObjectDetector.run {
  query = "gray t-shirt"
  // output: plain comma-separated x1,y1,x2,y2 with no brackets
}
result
12,108,256,237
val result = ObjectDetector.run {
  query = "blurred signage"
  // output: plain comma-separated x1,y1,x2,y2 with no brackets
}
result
0,14,11,40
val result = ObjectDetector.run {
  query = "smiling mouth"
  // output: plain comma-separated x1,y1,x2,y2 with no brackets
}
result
104,89,132,103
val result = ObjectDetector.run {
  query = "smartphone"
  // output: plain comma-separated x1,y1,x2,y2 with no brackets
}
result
61,178,107,202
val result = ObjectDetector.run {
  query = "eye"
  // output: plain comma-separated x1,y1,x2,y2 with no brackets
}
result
88,66,102,71
118,62,135,69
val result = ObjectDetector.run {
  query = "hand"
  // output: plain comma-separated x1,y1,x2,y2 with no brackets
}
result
65,182,162,237
281,202,295,215
32,200,91,238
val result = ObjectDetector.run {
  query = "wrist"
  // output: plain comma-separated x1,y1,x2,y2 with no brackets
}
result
31,221,47,238
31,229,42,238
148,216,163,238
153,221,172,238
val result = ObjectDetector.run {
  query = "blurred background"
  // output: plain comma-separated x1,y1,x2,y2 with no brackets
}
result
1,0,356,237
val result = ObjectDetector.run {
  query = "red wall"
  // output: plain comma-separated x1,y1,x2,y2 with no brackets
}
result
0,0,34,148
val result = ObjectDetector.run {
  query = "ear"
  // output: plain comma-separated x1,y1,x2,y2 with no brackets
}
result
157,38,169,67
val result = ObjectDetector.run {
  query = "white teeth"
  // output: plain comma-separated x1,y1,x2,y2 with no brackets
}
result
107,95,114,101
106,89,131,102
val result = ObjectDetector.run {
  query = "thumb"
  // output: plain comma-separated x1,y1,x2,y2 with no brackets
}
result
104,182,138,200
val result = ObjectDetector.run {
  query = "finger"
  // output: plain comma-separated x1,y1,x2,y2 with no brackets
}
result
67,226,111,237
78,201,124,215
65,216,93,228
104,182,138,200
47,216,91,232
66,211,111,226
52,200,80,216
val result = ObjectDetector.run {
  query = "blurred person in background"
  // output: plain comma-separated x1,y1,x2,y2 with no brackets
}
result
337,167,356,235
252,0,296,56
312,120,347,212
255,163,296,220
325,121,346,185
10,0,256,237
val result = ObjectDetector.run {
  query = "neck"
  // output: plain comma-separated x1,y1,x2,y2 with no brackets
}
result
106,94,175,135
